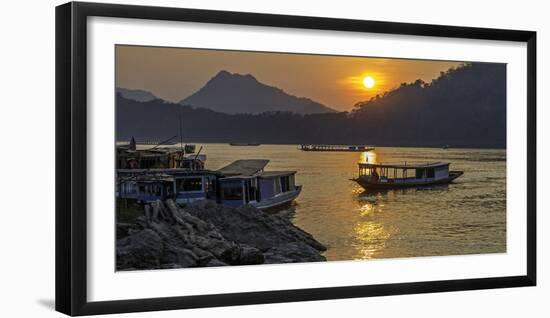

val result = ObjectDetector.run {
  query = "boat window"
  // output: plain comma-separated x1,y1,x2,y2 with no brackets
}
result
176,177,203,192
246,179,257,202
427,168,435,178
281,176,291,192
221,183,243,201
205,176,217,199
273,177,281,195
415,168,426,179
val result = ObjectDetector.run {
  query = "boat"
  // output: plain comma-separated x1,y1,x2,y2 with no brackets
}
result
352,161,463,189
116,159,302,210
300,144,375,152
117,137,205,170
229,142,261,146
117,169,219,204
217,160,301,210
218,171,302,210
443,145,450,149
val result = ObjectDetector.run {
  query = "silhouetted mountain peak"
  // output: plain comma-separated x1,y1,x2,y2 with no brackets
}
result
180,70,336,115
208,70,259,85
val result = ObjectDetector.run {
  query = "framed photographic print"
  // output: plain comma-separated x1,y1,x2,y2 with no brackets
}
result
55,1,536,316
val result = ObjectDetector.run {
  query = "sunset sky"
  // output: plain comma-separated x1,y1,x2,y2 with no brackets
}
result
116,45,462,111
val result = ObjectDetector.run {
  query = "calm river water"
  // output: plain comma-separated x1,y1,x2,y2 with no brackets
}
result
183,144,506,261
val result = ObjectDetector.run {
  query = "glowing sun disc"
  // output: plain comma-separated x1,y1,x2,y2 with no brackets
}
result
363,76,375,89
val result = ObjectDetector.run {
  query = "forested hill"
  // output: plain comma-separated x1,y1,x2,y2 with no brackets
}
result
116,63,506,148
350,63,506,147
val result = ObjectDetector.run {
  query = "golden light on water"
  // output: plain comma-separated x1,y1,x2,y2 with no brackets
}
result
359,202,374,217
359,151,377,164
354,221,391,259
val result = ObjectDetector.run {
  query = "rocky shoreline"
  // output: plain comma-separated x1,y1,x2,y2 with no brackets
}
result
116,200,326,270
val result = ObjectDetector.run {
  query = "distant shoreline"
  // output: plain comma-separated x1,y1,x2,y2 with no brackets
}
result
115,140,506,150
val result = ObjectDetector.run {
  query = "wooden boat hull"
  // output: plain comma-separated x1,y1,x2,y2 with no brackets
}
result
353,171,464,189
253,185,302,210
301,148,374,152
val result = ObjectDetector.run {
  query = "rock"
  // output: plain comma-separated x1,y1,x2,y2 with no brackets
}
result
239,245,264,265
185,203,327,252
161,246,199,268
116,222,133,239
116,200,327,270
116,229,163,270
205,259,229,267
264,242,327,264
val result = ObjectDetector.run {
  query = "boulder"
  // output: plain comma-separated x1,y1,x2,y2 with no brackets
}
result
116,200,326,271
116,229,163,269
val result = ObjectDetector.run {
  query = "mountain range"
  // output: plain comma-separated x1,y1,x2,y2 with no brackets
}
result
116,87,159,102
117,70,336,115
116,63,506,148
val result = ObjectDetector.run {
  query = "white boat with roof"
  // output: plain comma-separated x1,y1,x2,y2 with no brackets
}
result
352,161,463,189
217,159,302,210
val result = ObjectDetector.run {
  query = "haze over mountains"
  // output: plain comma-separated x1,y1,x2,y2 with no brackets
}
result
116,63,506,148
118,70,336,115
116,87,159,102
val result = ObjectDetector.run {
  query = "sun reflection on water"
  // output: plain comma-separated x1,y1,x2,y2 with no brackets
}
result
360,151,377,164
354,221,392,259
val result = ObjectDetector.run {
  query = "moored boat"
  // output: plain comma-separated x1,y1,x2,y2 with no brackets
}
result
229,142,261,146
116,159,302,210
219,171,301,210
116,169,219,204
300,144,375,152
217,160,301,210
352,161,463,189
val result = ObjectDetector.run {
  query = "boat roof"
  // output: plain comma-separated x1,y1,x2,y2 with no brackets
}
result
257,171,296,178
117,168,219,175
217,159,269,176
358,162,449,169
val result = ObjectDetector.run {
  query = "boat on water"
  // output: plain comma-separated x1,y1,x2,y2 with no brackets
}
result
117,169,219,204
217,159,301,210
352,161,463,189
219,171,302,210
300,144,375,152
117,159,301,210
117,137,202,170
229,142,261,146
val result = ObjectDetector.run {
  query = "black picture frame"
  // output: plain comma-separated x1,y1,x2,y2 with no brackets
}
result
55,1,537,316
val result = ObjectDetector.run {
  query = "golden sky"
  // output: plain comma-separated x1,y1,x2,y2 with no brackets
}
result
116,45,462,111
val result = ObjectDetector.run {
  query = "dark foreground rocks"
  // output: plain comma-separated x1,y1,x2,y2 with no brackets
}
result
116,200,326,270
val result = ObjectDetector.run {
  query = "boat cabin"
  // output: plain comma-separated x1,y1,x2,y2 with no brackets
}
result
173,171,218,204
219,176,260,208
357,162,450,185
353,161,463,189
218,171,300,209
117,169,219,204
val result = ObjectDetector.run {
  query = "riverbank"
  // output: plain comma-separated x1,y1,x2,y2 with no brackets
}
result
116,200,326,270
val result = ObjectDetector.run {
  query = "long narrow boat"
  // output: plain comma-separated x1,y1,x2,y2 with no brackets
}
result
352,162,463,189
229,142,261,146
300,144,375,152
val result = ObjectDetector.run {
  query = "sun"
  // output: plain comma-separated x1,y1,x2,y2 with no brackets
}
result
363,76,375,89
